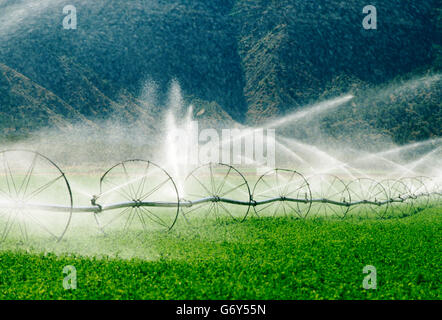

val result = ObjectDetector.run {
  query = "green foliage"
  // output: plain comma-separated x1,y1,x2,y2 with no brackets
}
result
0,0,440,144
434,0,442,70
234,1,440,123
0,208,440,300
319,72,442,146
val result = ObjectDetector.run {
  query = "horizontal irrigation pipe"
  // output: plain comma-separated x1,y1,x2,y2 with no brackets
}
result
3,151,441,244
1,192,439,214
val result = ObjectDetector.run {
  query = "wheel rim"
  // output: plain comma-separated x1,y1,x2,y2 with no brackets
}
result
97,160,179,233
253,169,312,219
380,179,415,217
346,178,389,218
0,150,73,242
307,174,351,219
181,163,251,225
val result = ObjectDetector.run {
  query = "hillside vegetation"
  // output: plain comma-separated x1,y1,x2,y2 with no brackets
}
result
0,0,440,145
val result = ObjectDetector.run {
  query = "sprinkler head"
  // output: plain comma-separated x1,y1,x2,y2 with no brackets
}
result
91,195,99,206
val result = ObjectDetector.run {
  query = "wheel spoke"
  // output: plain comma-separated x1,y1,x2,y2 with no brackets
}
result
121,163,137,199
24,175,63,202
281,203,288,217
191,173,213,197
1,210,18,242
23,209,59,239
103,179,133,201
18,214,29,242
0,187,14,201
203,202,216,220
135,162,150,199
123,209,137,231
218,202,237,221
183,202,211,217
140,178,171,201
253,178,277,198
272,202,282,217
287,202,303,218
209,164,216,195
220,182,246,198
139,207,169,228
2,154,17,196
18,152,38,199
255,202,276,214
101,207,132,229
135,208,148,232
0,151,72,243
216,167,232,195
282,171,296,196
326,202,340,217
275,170,281,197
285,183,308,198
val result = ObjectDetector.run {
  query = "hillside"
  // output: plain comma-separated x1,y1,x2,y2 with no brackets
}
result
0,62,93,136
233,0,440,123
0,0,440,145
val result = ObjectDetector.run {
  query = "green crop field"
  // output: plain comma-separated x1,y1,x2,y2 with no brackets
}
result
0,206,440,300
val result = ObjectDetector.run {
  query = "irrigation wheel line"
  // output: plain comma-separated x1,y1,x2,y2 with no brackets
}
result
0,149,440,243
400,177,431,211
380,179,415,217
252,169,312,219
346,178,390,218
416,176,434,209
306,174,351,219
0,150,73,243
181,163,252,225
96,159,180,233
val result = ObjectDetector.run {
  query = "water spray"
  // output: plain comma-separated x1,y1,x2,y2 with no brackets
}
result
0,150,440,243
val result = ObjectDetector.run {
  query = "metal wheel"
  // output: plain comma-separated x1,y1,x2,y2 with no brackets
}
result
96,160,179,233
400,177,431,211
307,174,351,219
252,169,312,219
434,180,442,203
380,179,415,217
0,150,73,242
346,178,389,218
417,176,436,207
181,163,251,225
